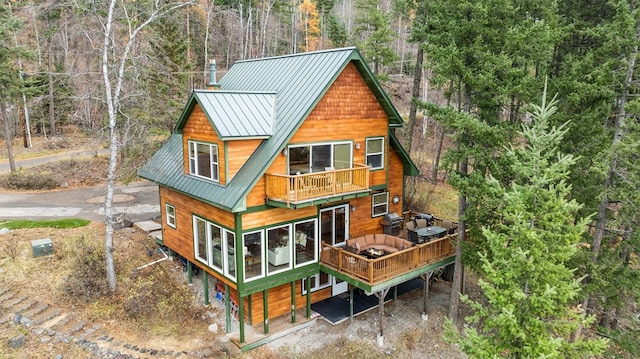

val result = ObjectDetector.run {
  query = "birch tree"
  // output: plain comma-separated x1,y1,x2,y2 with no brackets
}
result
90,0,194,293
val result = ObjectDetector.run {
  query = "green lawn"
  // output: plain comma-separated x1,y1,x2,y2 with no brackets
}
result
0,218,90,229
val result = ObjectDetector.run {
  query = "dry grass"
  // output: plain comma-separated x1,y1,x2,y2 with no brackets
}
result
0,223,223,357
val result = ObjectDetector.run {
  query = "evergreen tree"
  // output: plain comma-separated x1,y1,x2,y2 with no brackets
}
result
446,89,609,358
353,0,397,75
0,2,34,172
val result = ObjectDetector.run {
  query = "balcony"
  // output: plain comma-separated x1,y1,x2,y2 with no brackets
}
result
265,165,370,207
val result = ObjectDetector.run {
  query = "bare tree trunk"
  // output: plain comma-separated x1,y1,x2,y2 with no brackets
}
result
449,160,467,324
9,0,32,149
406,45,423,154
47,13,56,136
575,33,638,341
1,102,16,173
102,0,119,294
97,0,195,295
449,82,472,324
431,79,453,183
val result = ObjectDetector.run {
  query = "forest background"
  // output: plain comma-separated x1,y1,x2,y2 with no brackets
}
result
1,0,639,357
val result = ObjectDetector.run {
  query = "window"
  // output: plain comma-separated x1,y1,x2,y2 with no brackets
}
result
267,225,292,274
165,204,176,228
193,217,208,264
225,230,236,280
294,219,317,266
192,216,235,279
366,137,384,170
188,141,219,181
287,142,353,174
243,231,264,281
301,272,331,295
372,192,389,217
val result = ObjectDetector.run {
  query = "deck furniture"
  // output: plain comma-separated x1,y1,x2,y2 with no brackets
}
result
268,245,290,266
345,233,413,255
414,226,447,243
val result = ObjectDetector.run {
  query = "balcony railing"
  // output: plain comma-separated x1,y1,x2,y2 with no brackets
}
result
265,164,370,205
320,234,457,286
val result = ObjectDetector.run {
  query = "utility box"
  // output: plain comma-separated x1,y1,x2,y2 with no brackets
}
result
31,238,53,257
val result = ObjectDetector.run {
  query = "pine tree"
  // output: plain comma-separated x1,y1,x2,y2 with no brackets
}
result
445,89,609,358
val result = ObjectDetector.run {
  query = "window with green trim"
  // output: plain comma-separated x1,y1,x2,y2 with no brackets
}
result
365,137,384,170
372,192,389,217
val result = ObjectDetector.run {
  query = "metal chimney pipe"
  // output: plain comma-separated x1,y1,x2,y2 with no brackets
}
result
208,59,219,90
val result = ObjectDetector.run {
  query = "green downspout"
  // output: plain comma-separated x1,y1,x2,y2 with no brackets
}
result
291,281,296,323
263,289,269,334
305,276,311,318
187,261,193,283
239,296,245,343
203,271,209,305
225,283,231,333
349,287,354,319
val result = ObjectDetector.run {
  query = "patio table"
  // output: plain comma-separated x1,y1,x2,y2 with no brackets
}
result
415,226,447,243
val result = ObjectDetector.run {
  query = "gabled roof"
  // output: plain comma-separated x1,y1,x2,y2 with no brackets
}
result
140,47,416,213
175,91,276,140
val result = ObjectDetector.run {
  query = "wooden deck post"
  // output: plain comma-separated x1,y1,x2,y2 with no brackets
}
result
375,287,391,347
422,271,433,320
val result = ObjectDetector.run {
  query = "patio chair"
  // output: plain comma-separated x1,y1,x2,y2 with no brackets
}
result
415,218,428,229
441,220,456,234
407,229,419,244
406,220,415,231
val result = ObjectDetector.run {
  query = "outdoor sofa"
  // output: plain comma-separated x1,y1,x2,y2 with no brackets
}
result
345,233,413,255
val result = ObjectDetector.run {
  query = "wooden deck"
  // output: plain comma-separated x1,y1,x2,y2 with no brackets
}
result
265,165,370,205
320,233,456,287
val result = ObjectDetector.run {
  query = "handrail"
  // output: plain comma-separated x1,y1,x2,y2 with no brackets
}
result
266,164,370,205
320,233,458,286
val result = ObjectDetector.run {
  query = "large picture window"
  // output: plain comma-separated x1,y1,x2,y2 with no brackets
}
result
366,137,384,170
372,192,389,217
192,216,235,279
287,142,352,174
243,231,264,281
294,219,317,266
267,225,292,274
188,141,219,181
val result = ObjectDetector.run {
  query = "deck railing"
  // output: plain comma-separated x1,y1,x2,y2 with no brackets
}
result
320,233,457,286
265,164,370,205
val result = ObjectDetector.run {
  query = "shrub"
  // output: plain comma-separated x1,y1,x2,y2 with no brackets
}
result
1,234,21,260
0,170,59,190
60,235,111,302
122,264,197,321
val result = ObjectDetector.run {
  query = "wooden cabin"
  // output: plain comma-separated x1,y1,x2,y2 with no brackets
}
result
140,47,450,349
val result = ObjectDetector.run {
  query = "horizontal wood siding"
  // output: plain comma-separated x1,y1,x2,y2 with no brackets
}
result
182,105,227,185
159,186,235,259
245,282,332,323
242,206,316,230
348,196,384,237
387,150,404,213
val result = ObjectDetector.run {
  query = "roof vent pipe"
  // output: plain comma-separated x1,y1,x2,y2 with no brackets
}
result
208,59,220,90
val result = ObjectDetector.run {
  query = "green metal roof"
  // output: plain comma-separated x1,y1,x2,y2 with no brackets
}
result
140,47,416,213
175,90,276,140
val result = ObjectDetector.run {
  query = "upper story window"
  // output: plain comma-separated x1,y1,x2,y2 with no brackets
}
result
188,141,219,181
366,137,384,170
287,142,352,175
